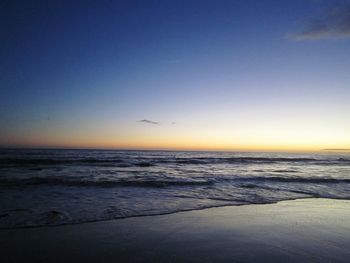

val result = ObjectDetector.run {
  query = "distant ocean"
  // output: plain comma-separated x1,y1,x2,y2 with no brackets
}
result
1,149,349,228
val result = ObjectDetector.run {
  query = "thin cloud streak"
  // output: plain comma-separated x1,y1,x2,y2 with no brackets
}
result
138,119,160,125
291,5,350,40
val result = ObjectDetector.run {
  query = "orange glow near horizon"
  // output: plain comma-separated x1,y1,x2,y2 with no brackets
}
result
2,108,349,152
3,130,349,152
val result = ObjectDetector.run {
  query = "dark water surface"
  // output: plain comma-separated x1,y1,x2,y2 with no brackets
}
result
1,149,349,228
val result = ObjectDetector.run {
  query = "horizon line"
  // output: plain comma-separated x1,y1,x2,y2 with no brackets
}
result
0,145,346,153
322,149,350,151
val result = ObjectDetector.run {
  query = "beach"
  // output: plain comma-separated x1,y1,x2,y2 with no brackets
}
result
2,198,350,262
2,0,350,262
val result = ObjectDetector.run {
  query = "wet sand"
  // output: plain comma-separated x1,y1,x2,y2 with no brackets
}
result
2,198,350,262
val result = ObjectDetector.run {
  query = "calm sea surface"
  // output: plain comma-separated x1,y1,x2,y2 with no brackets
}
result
1,149,350,228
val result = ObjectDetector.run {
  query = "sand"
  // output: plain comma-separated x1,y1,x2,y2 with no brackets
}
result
2,198,350,262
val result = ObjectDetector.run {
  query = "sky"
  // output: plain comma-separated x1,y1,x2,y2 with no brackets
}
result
1,0,350,151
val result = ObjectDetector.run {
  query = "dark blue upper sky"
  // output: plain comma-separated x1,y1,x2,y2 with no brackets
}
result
1,0,349,150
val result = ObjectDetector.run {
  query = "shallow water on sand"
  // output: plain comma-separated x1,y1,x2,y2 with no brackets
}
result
0,149,349,228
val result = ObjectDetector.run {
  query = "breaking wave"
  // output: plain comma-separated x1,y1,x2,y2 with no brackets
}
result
0,176,213,188
1,174,349,188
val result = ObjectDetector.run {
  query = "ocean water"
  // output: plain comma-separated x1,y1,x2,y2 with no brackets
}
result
0,149,350,228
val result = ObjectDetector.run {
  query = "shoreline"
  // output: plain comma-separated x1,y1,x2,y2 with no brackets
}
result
0,197,316,230
3,198,350,262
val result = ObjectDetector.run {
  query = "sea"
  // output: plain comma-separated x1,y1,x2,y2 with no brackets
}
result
0,148,349,228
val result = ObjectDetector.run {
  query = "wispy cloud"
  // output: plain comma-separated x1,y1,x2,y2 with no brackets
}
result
291,5,350,40
138,119,160,125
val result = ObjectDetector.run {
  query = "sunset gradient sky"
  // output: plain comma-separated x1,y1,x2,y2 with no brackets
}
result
1,0,350,151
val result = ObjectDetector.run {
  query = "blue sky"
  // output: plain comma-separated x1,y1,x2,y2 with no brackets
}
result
1,0,350,150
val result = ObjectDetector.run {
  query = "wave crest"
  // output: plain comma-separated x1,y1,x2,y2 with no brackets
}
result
0,176,213,188
1,156,349,167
